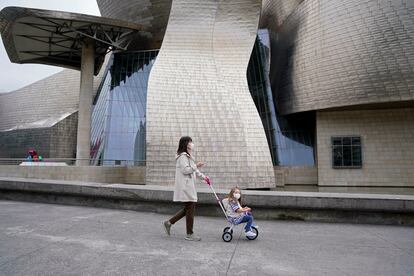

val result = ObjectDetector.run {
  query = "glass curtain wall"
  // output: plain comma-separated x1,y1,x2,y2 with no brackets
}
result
91,35,314,167
91,50,159,165
247,29,315,166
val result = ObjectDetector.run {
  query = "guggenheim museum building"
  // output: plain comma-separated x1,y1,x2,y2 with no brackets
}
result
0,0,413,190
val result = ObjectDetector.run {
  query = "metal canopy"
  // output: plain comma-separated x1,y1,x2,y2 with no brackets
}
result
0,7,149,75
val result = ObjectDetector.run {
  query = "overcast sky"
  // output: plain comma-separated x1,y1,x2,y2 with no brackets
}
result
0,0,100,93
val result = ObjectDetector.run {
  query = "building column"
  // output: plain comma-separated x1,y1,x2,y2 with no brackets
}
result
76,38,95,166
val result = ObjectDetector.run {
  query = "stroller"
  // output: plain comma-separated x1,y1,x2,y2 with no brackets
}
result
205,178,259,242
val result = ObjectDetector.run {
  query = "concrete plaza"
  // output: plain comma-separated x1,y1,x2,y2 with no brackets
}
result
0,200,413,276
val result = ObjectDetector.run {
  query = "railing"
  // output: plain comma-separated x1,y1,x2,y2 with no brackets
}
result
0,158,146,166
0,158,275,180
0,158,276,168
0,158,276,182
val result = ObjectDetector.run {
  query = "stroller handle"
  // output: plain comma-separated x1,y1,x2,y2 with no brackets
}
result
204,177,229,220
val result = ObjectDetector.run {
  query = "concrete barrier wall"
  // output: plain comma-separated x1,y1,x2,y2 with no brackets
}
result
0,165,145,184
0,165,314,187
1,178,413,225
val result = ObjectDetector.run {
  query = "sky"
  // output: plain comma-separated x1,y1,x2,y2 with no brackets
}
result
0,0,100,93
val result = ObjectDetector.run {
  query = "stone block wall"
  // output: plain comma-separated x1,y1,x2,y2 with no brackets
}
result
0,165,145,184
317,108,414,187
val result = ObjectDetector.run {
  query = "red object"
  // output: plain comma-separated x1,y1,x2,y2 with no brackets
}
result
205,176,211,185
28,149,41,162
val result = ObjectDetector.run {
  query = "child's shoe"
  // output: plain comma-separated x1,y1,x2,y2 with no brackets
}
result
245,231,256,237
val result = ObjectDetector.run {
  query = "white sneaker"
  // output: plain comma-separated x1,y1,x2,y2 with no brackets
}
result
185,234,201,241
245,231,256,237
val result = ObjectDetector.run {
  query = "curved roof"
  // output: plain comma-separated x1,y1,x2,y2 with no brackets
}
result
0,6,149,74
97,0,172,50
260,0,414,114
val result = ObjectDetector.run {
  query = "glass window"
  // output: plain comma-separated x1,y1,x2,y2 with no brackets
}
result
247,30,315,166
91,50,159,166
331,136,362,168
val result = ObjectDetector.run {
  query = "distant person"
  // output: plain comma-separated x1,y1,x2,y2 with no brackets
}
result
163,136,209,241
27,149,43,162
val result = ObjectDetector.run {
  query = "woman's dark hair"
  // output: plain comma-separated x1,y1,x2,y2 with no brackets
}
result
177,136,192,155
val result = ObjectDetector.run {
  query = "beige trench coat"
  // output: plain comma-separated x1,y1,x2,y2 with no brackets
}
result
173,152,205,202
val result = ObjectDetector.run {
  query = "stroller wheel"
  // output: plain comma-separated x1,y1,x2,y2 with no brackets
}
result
222,232,233,242
223,227,233,234
246,226,259,240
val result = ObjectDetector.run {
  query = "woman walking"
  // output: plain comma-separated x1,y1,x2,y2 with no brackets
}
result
163,136,208,241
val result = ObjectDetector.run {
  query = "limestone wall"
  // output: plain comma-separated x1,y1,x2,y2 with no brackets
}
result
317,108,414,187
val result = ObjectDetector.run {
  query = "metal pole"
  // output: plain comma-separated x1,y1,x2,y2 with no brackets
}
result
207,183,229,220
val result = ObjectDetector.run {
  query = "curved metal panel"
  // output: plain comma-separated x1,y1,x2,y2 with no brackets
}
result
145,0,275,188
0,58,108,132
259,0,303,30
97,0,172,50
264,0,414,114
0,7,146,73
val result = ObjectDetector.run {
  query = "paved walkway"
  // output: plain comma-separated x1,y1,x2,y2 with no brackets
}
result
0,200,413,276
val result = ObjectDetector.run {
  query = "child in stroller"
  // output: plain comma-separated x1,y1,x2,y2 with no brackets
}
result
204,178,259,242
221,187,258,242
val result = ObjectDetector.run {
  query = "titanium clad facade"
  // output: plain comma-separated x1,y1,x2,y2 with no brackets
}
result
0,70,80,132
145,0,275,188
0,112,78,159
1,0,413,188
96,0,172,50
263,0,414,115
0,61,107,132
0,61,107,159
260,0,303,30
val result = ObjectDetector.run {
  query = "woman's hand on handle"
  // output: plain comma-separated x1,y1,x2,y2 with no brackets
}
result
196,161,204,168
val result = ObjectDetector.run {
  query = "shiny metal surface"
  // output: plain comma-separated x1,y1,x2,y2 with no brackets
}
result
0,57,108,132
97,0,172,50
145,0,275,188
261,0,414,115
0,7,146,74
260,0,303,30
1,0,412,189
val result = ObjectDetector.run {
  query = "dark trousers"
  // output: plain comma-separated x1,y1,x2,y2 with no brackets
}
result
169,202,196,235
